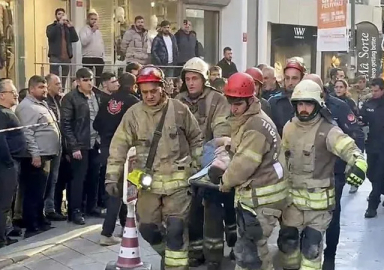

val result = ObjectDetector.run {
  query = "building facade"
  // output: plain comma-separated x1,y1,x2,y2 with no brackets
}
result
5,0,253,89
255,0,383,80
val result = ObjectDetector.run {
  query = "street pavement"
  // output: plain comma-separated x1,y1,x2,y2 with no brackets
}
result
2,179,384,270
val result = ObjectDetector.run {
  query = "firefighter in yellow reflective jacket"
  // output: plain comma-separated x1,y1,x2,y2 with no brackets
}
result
175,57,237,270
105,66,203,270
219,72,288,270
278,80,367,270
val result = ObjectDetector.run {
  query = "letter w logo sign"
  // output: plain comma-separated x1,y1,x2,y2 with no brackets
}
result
293,27,306,39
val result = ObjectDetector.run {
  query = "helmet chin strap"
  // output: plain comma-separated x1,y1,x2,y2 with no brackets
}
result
295,103,321,122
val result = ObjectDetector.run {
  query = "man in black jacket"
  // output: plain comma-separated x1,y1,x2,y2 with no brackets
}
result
151,20,179,77
46,8,79,89
61,68,101,225
0,79,26,248
217,47,238,79
94,72,139,246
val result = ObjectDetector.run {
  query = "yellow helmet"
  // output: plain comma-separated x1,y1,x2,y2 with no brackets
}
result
291,80,325,107
182,57,209,80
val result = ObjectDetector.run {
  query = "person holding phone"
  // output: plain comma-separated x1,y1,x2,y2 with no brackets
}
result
46,8,79,89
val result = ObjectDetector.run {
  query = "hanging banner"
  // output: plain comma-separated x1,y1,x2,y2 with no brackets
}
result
356,21,380,80
317,0,348,52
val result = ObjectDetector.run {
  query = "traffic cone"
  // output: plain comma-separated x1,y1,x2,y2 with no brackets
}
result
105,202,151,270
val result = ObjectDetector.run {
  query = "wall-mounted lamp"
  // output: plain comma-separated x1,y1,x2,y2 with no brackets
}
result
151,1,155,8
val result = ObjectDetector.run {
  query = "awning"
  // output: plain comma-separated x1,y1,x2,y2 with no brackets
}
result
181,0,231,7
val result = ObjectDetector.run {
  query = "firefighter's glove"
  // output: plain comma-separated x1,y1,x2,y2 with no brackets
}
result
219,179,232,193
346,158,367,188
106,182,119,197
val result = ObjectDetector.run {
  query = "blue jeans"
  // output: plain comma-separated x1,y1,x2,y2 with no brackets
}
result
44,150,62,213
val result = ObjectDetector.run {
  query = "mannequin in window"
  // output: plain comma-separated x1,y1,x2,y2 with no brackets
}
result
147,15,158,53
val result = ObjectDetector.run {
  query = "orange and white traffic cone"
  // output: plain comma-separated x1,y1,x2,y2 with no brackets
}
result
106,202,151,270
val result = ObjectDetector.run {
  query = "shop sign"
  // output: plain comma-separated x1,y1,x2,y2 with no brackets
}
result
356,21,380,80
272,24,316,42
317,0,348,51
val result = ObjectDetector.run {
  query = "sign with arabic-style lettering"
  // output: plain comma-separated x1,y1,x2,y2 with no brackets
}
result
356,21,380,80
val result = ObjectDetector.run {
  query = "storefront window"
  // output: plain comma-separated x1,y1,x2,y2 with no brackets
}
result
14,0,69,88
89,0,178,63
0,0,16,84
321,52,349,82
271,24,317,82
186,8,219,65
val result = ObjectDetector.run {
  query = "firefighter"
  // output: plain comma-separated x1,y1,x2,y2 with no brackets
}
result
269,59,305,136
217,72,287,270
278,80,367,270
245,67,272,117
175,57,237,269
104,66,203,270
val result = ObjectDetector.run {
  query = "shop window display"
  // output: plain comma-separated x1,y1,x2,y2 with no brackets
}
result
0,0,15,81
321,53,348,82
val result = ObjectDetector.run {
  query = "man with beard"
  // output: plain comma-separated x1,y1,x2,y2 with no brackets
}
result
278,80,366,270
79,11,105,87
16,76,61,238
217,47,238,79
261,66,281,100
121,15,149,65
268,60,305,136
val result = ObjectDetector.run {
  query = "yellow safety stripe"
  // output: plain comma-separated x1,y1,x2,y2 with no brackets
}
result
282,249,301,267
241,149,263,163
235,180,288,207
290,189,335,210
165,250,189,266
334,136,354,154
301,257,321,270
203,236,224,250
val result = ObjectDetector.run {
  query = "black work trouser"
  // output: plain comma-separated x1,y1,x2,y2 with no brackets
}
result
367,152,384,210
55,155,72,214
98,164,107,208
324,172,345,258
83,57,105,87
21,158,51,231
68,148,100,216
0,163,18,246
203,190,237,264
189,191,205,260
101,195,127,237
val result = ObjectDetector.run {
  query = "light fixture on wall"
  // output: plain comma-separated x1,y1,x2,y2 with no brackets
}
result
151,1,155,8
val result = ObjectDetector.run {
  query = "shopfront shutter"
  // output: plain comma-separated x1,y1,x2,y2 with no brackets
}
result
89,0,114,67
181,0,231,7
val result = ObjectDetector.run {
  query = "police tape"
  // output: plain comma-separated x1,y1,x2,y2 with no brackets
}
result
0,121,57,133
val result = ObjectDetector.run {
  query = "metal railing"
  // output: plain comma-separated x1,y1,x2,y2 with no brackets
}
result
35,62,183,92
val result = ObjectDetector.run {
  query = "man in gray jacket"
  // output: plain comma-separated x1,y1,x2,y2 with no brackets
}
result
15,75,61,238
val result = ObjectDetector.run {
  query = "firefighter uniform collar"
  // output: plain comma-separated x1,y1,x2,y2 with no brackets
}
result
228,101,261,129
293,114,321,127
142,96,169,115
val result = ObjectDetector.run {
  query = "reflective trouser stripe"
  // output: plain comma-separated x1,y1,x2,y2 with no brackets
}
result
151,171,189,190
301,256,321,270
280,249,301,269
189,240,203,251
290,188,335,210
235,180,288,208
165,250,189,267
203,237,224,250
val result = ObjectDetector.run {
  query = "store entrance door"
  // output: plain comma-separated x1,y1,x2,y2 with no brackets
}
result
185,8,219,65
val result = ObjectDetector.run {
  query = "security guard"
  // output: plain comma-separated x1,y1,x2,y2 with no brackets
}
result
244,67,272,117
269,59,305,136
303,74,365,270
175,57,237,269
278,80,367,270
105,66,203,270
360,78,384,218
218,72,288,270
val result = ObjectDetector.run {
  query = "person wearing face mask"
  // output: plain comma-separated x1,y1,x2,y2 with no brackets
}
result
16,76,61,238
268,60,305,136
121,15,149,65
278,80,367,270
217,72,287,270
175,57,237,269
